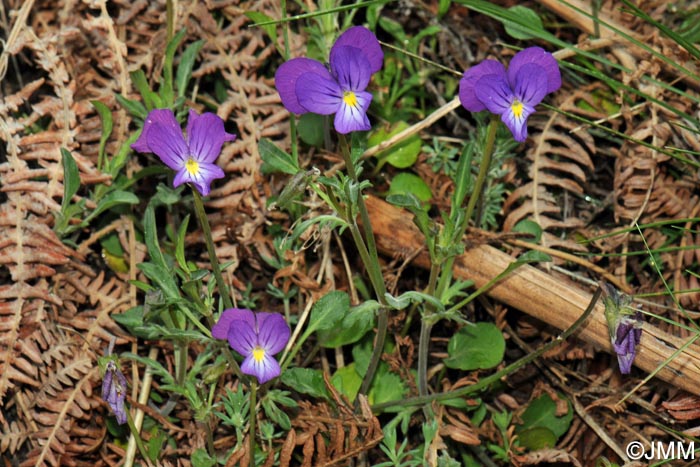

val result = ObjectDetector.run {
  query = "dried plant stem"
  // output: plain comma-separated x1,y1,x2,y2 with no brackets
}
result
166,0,175,43
125,347,159,467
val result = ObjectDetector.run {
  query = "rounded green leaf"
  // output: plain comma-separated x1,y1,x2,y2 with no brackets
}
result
517,393,573,439
388,172,432,203
368,121,421,168
517,426,558,450
444,322,505,370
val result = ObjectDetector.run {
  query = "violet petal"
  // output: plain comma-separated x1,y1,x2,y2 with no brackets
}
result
296,72,343,115
186,109,236,164
334,90,372,134
512,63,548,108
275,58,333,114
227,317,258,357
508,47,561,94
500,100,536,142
241,352,281,384
131,108,180,154
144,121,189,171
212,308,255,340
473,73,512,115
330,45,372,92
256,312,290,355
332,26,383,74
459,60,507,112
172,161,225,196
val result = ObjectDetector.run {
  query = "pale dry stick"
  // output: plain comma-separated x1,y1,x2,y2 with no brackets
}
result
365,195,700,395
0,0,34,82
571,102,647,134
505,236,630,293
361,97,462,159
124,347,159,467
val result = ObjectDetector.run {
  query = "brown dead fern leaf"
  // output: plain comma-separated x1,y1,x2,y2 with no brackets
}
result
503,88,597,251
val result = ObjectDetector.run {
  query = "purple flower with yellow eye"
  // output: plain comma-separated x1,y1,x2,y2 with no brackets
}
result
459,47,561,142
212,308,290,384
132,108,236,196
274,26,383,134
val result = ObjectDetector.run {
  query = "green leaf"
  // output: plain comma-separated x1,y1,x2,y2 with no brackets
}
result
259,138,299,175
388,172,432,203
368,366,407,408
175,215,191,272
297,113,325,147
444,322,505,370
331,364,362,402
138,262,180,300
144,204,167,268
317,303,375,347
512,219,543,243
516,393,573,439
85,190,139,223
368,121,421,169
517,426,557,450
175,39,205,98
438,0,452,17
245,11,278,44
308,290,349,333
162,29,187,106
191,448,216,467
60,148,80,211
115,93,147,119
130,69,161,110
281,368,330,399
91,101,113,171
503,6,543,40
113,306,145,331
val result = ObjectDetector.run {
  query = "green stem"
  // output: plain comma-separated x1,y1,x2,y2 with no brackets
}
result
435,115,499,301
192,189,233,310
249,381,258,467
417,319,433,414
372,286,602,412
337,136,390,398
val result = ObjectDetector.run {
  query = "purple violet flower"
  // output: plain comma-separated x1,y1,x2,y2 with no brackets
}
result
212,308,290,384
101,359,128,425
274,26,383,134
459,46,561,142
613,311,643,374
132,108,236,196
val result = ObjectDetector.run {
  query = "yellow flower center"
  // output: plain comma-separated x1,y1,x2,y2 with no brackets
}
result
511,99,524,118
185,157,199,175
343,91,358,107
252,346,266,363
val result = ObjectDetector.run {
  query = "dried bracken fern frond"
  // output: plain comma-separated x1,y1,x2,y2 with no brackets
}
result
503,89,597,250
